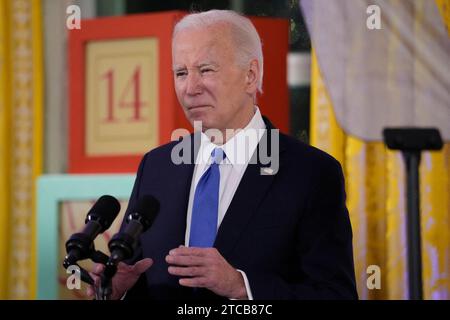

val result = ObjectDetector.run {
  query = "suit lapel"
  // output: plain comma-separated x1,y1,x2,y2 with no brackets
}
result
214,121,286,257
213,160,276,257
170,133,198,219
154,133,198,248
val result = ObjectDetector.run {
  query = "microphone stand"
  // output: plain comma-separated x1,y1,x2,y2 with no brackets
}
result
98,251,124,300
383,128,442,300
98,261,117,300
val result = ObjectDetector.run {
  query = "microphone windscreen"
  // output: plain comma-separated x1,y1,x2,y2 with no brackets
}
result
87,195,121,231
134,195,159,230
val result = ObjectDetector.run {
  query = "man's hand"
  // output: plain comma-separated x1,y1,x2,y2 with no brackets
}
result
86,258,153,300
166,247,247,299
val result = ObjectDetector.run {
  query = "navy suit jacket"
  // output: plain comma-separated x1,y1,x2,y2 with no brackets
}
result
124,118,358,300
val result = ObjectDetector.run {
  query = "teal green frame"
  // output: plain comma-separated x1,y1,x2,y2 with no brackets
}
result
37,174,135,299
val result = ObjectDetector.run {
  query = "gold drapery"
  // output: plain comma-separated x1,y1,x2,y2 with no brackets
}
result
311,52,449,300
310,0,449,299
0,0,43,299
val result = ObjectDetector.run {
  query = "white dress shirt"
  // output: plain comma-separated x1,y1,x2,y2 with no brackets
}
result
184,106,266,300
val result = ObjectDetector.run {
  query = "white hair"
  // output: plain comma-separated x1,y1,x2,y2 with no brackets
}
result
173,10,264,94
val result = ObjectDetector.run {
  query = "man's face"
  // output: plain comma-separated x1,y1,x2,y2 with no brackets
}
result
172,25,254,133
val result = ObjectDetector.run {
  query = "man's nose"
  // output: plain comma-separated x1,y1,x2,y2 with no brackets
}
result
185,71,202,95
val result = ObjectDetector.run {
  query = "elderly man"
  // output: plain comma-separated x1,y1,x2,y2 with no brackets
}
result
88,9,357,300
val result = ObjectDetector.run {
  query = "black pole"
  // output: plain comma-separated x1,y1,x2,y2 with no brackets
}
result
403,151,423,300
383,128,442,300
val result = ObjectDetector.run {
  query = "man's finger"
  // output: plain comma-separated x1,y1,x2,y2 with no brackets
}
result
165,254,206,266
179,277,209,288
86,286,95,297
133,258,153,274
88,271,99,284
169,247,212,257
168,266,205,277
94,263,105,274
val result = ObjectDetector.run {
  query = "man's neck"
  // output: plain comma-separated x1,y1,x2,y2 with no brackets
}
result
204,106,256,145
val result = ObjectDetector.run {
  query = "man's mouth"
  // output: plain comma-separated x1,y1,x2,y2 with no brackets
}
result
187,105,211,111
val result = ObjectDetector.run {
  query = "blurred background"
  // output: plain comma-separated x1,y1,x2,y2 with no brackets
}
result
0,0,448,300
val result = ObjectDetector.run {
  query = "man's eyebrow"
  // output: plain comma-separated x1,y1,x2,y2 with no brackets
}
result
172,62,219,72
172,65,186,72
197,62,218,68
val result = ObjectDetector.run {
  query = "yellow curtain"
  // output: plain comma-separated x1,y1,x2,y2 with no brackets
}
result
436,0,450,34
0,0,43,299
0,0,11,300
310,1,450,299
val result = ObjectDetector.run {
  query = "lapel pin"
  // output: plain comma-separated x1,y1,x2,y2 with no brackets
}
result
261,167,274,175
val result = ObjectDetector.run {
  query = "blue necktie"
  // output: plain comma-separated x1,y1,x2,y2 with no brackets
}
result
189,148,225,248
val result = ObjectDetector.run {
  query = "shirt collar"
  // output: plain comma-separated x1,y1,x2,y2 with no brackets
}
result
197,106,266,166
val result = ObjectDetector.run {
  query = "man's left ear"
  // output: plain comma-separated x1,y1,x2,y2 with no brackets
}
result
245,59,259,93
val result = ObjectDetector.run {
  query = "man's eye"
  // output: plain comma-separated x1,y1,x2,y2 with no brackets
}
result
176,71,187,77
200,68,213,74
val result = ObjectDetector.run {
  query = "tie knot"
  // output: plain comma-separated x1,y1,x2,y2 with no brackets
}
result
211,148,226,164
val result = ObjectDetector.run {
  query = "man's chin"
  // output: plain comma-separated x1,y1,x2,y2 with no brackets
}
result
188,114,213,129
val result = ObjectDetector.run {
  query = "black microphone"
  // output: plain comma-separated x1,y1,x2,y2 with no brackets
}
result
108,195,159,264
98,195,158,299
63,195,121,267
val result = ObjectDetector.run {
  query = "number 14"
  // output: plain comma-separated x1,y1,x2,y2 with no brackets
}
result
101,66,147,122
